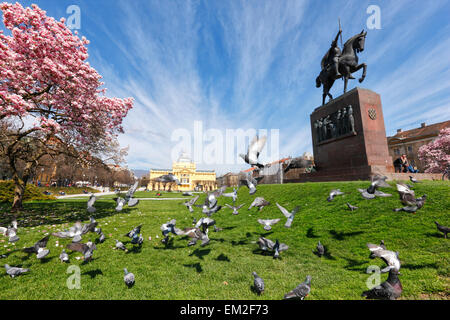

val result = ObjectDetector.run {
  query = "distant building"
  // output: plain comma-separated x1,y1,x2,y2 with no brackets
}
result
147,152,217,191
387,120,450,171
217,172,239,188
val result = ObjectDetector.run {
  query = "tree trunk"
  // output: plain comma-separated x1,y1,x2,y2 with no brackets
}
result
12,177,25,211
11,162,33,212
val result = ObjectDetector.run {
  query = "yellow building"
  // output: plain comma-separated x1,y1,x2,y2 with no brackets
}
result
147,153,217,192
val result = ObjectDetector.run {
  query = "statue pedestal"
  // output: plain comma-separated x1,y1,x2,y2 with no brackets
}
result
304,87,394,182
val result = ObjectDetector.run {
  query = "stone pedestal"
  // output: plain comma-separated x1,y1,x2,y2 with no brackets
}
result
305,87,393,181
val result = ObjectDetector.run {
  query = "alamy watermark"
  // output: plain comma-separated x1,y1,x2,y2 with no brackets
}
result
66,5,81,30
66,265,81,289
366,5,381,30
365,265,381,289
171,121,280,165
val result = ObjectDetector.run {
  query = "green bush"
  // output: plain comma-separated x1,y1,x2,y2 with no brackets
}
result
0,180,55,203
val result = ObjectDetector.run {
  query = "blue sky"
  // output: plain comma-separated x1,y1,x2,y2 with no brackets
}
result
3,0,450,175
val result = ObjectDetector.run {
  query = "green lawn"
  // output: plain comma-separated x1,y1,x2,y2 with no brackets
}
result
0,181,448,300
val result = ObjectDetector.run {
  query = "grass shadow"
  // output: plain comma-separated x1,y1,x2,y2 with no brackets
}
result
424,232,446,239
329,230,364,241
306,227,320,238
402,262,439,270
189,248,211,260
215,253,230,262
82,269,103,279
183,263,203,273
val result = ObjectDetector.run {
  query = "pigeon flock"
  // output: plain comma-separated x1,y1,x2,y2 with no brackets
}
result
0,138,446,300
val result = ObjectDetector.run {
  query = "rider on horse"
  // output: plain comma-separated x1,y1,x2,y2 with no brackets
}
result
322,28,355,80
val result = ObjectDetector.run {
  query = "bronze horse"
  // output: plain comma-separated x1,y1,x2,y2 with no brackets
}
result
316,30,367,105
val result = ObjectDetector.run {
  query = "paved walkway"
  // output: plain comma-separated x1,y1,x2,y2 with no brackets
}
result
56,192,189,201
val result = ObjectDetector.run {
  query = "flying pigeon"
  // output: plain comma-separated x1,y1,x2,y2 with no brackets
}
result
239,173,264,195
223,188,238,203
257,237,275,251
87,194,97,213
67,241,97,262
114,239,127,251
362,269,402,300
23,235,50,259
240,135,267,169
225,203,245,215
59,249,69,263
394,184,427,213
179,227,210,247
346,203,358,211
195,217,216,233
161,219,182,244
201,204,222,217
316,241,324,257
257,219,281,231
4,264,29,278
434,221,449,239
125,181,139,207
367,243,401,273
123,268,135,287
125,225,143,239
205,186,227,209
252,272,265,295
276,203,300,228
155,173,180,185
182,195,199,213
409,176,420,183
273,239,289,259
284,275,312,300
248,197,270,211
0,220,19,243
114,197,126,212
327,189,344,201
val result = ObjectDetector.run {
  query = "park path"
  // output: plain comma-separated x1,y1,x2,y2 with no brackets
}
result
56,192,191,201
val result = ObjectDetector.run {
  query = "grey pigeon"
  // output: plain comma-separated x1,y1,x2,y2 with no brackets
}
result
239,173,264,195
252,272,265,295
183,195,199,213
362,269,402,300
205,186,227,209
239,135,267,169
179,227,209,247
125,225,143,239
154,173,181,185
67,241,97,262
284,275,312,300
183,192,193,196
367,243,401,273
346,203,358,211
4,264,29,278
98,233,106,243
114,197,126,212
0,220,19,243
327,189,344,201
225,203,245,215
394,184,426,213
409,176,419,183
316,241,324,257
59,249,69,263
273,239,289,259
223,188,238,203
276,203,300,228
434,221,449,239
125,181,139,207
248,197,270,211
23,235,50,259
201,204,222,217
87,194,97,213
161,219,182,244
195,217,216,233
213,225,223,232
257,237,275,251
114,239,127,251
257,218,281,231
124,268,135,287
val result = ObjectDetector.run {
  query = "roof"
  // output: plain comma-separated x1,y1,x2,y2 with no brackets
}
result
387,120,450,144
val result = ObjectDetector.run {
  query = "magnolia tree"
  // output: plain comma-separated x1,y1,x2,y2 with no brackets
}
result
0,3,133,210
418,128,450,173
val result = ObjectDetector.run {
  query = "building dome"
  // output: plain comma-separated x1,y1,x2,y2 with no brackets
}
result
177,151,192,163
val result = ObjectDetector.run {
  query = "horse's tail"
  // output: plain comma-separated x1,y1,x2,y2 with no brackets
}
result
315,75,321,88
